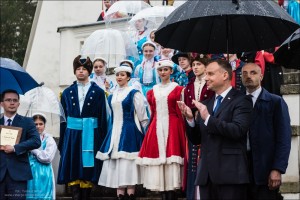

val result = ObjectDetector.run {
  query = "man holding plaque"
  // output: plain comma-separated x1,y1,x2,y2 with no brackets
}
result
0,89,41,200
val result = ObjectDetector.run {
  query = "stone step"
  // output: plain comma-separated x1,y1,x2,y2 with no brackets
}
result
280,84,300,95
283,72,300,84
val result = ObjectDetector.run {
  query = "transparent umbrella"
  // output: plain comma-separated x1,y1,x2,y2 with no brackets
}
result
129,6,176,28
81,29,137,71
17,86,66,137
104,0,151,21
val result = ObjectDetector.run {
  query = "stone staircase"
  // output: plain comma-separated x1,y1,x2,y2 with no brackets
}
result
280,68,300,196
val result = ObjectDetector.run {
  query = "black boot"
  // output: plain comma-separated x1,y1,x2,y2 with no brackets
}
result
116,194,126,200
127,194,136,200
167,190,177,200
81,188,92,200
70,184,81,200
161,191,167,200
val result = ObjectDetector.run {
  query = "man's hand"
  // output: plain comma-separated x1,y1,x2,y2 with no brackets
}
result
177,101,193,120
0,145,14,153
268,170,282,190
192,100,209,121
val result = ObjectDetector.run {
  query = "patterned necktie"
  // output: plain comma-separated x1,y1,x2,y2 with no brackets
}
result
7,119,12,126
212,96,223,116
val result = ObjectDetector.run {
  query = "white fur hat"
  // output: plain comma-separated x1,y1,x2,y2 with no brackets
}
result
93,57,107,66
141,40,156,50
32,112,47,121
156,59,174,69
114,65,133,74
119,59,134,68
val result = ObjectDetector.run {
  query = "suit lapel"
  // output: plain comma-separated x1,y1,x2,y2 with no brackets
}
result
207,96,215,115
11,114,21,127
214,89,235,117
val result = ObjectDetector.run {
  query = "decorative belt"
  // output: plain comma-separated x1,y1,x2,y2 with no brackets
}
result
67,117,98,167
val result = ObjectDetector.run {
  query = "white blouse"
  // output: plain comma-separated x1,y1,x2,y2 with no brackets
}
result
31,132,57,164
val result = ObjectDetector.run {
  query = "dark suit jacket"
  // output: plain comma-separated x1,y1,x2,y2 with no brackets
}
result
187,88,253,185
0,114,41,181
249,88,291,185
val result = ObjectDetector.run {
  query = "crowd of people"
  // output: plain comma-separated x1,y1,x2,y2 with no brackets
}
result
0,0,296,200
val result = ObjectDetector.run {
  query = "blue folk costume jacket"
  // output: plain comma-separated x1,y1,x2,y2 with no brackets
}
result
57,81,107,184
96,89,144,160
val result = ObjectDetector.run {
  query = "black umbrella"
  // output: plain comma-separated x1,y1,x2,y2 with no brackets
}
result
155,0,300,54
274,28,300,69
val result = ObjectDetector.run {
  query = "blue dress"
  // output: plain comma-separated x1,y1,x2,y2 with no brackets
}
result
96,87,148,187
27,133,57,199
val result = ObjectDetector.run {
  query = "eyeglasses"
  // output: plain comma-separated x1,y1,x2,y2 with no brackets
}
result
4,98,19,103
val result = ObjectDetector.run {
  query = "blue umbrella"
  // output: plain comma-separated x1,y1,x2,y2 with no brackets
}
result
0,57,39,94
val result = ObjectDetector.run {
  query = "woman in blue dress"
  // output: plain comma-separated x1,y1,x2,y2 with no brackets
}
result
96,64,149,200
133,41,159,96
27,113,57,200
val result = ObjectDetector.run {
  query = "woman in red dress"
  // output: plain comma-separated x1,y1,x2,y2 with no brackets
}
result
136,59,186,200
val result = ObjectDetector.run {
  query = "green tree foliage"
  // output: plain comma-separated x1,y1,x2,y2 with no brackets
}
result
0,0,36,66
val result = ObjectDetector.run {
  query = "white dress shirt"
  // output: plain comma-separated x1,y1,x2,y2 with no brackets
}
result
77,81,91,113
4,114,16,126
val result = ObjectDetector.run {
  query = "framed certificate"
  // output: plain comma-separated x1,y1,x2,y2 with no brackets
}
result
0,125,22,146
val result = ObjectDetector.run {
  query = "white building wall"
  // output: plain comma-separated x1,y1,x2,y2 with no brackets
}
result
25,1,102,95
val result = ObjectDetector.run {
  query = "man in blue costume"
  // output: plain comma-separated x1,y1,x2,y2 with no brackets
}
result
57,55,108,200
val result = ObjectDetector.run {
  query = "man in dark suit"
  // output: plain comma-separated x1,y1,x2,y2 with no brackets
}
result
0,89,41,200
241,63,291,200
178,59,253,200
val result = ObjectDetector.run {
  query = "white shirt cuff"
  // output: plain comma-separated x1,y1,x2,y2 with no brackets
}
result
186,118,195,127
204,115,210,126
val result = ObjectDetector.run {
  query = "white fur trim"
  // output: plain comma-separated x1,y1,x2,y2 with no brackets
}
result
111,151,139,160
152,82,178,164
136,155,183,166
114,65,132,74
166,156,184,165
107,87,138,159
96,151,110,160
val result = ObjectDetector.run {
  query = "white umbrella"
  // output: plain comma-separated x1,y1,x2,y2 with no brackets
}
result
129,6,176,23
81,29,129,69
18,86,66,137
19,86,65,120
104,0,151,21
129,5,176,29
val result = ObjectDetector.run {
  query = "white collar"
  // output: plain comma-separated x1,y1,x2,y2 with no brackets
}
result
216,86,232,99
247,87,262,99
4,114,17,124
